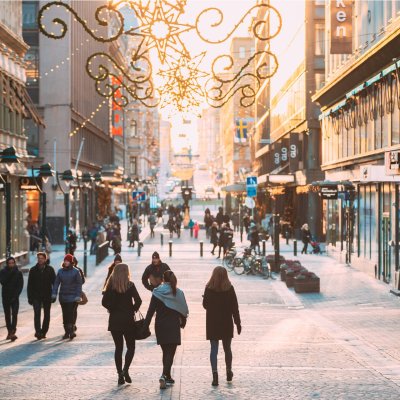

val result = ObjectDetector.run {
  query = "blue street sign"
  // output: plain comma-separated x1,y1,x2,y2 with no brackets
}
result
132,191,146,201
246,176,258,186
247,186,257,197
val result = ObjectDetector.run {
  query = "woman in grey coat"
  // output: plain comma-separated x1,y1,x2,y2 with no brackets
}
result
52,254,82,340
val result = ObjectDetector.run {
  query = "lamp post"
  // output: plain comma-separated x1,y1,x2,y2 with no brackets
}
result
32,163,54,252
81,172,92,277
57,169,74,254
124,177,132,239
0,147,20,258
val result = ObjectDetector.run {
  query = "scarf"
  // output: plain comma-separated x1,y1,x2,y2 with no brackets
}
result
152,283,189,317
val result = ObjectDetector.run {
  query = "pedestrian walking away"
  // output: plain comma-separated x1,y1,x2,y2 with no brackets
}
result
148,213,157,238
143,270,189,389
142,252,170,291
301,223,312,254
72,257,85,333
102,263,142,385
27,252,56,340
0,257,24,341
52,254,83,340
203,266,241,387
210,222,219,255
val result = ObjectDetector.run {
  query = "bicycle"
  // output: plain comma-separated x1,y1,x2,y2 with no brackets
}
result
222,247,237,272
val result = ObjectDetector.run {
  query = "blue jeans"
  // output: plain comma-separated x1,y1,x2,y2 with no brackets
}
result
210,338,232,372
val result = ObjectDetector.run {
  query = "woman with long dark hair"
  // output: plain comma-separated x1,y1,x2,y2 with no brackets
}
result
203,266,241,387
143,270,189,389
102,263,142,385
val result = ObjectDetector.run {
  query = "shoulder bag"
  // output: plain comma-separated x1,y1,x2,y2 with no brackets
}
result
134,311,151,340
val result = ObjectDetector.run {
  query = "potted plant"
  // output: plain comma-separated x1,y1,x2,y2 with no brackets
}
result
285,266,307,288
294,271,320,293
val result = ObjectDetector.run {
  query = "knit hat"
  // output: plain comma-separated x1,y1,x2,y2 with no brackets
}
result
6,256,16,265
152,251,160,259
114,254,122,262
64,254,74,263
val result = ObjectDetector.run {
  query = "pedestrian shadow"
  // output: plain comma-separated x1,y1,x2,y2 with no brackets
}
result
84,384,141,400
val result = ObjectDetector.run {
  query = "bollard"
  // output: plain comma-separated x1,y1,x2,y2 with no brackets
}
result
138,241,143,257
161,233,164,246
293,239,297,256
262,240,266,256
200,240,203,257
286,231,289,245
169,240,173,257
190,227,193,238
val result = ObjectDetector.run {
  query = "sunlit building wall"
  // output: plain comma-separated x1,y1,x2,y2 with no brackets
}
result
314,0,400,287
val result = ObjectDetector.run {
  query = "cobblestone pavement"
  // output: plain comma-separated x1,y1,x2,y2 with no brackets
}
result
1,225,400,399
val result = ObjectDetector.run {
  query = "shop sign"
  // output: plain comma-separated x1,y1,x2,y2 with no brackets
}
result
385,150,400,175
330,0,353,54
320,185,338,199
132,191,146,202
19,177,38,191
289,133,301,172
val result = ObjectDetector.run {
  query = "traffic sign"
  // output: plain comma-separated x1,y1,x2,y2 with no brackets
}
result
245,197,255,209
246,176,257,186
132,191,146,201
247,186,257,197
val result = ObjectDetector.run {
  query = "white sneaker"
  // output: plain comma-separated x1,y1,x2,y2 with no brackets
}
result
159,375,167,389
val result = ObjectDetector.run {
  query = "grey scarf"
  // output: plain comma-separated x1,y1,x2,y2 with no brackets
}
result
152,283,189,317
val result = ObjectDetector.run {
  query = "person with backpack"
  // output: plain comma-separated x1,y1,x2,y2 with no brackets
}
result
27,252,56,340
102,263,142,385
142,270,189,389
203,266,241,387
0,257,23,341
52,254,82,340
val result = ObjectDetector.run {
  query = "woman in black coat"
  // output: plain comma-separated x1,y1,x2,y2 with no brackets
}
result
210,222,219,255
143,271,189,389
203,266,241,387
102,263,142,385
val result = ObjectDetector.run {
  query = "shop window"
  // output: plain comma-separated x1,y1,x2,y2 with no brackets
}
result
392,93,400,145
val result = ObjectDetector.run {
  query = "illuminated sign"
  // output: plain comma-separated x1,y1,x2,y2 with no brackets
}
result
330,0,353,54
111,77,123,136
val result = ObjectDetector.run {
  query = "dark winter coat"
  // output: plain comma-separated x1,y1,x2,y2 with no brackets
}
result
130,225,139,241
27,263,56,302
0,267,23,301
210,226,219,245
52,266,82,303
144,295,186,345
203,286,241,340
142,262,171,291
102,283,142,332
301,228,311,244
222,228,234,250
216,212,224,226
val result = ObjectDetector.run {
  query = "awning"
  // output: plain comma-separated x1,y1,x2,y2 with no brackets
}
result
1,70,44,127
221,182,246,193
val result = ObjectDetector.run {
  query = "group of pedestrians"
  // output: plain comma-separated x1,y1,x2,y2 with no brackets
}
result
102,251,241,389
0,252,85,341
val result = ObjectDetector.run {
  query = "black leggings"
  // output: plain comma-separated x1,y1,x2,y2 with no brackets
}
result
111,331,136,373
160,343,177,378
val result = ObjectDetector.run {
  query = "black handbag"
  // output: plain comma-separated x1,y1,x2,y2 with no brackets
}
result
134,311,151,340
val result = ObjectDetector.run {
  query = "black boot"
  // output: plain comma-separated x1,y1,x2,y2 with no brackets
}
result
118,372,125,385
212,371,218,386
227,370,233,382
123,368,132,383
62,325,69,339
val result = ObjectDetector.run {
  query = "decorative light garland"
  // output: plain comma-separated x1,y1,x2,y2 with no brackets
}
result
38,0,282,114
69,100,107,137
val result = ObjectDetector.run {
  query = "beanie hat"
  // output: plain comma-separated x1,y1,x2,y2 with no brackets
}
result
64,254,74,263
152,251,160,259
6,256,16,265
114,254,122,262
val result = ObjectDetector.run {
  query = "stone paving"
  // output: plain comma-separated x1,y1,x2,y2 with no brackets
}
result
1,224,400,399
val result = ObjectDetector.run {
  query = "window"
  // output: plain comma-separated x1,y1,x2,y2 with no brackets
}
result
130,157,137,175
239,47,246,59
23,2,38,29
315,24,325,55
315,73,325,91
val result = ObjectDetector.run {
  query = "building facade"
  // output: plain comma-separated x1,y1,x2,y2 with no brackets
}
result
1,0,42,262
255,0,325,238
314,0,400,288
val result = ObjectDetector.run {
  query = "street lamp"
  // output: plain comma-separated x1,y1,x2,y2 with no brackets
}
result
57,169,74,254
0,147,20,258
32,163,54,252
81,172,93,276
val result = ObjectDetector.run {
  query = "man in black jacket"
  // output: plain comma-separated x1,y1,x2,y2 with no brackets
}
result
142,252,170,291
27,252,56,339
0,257,23,341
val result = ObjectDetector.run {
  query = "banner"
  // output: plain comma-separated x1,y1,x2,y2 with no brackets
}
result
234,118,248,143
330,0,353,54
111,77,123,136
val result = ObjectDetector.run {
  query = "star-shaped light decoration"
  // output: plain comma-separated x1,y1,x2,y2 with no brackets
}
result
158,52,208,112
126,0,193,63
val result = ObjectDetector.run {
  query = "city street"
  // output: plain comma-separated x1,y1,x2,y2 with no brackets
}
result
1,223,400,399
